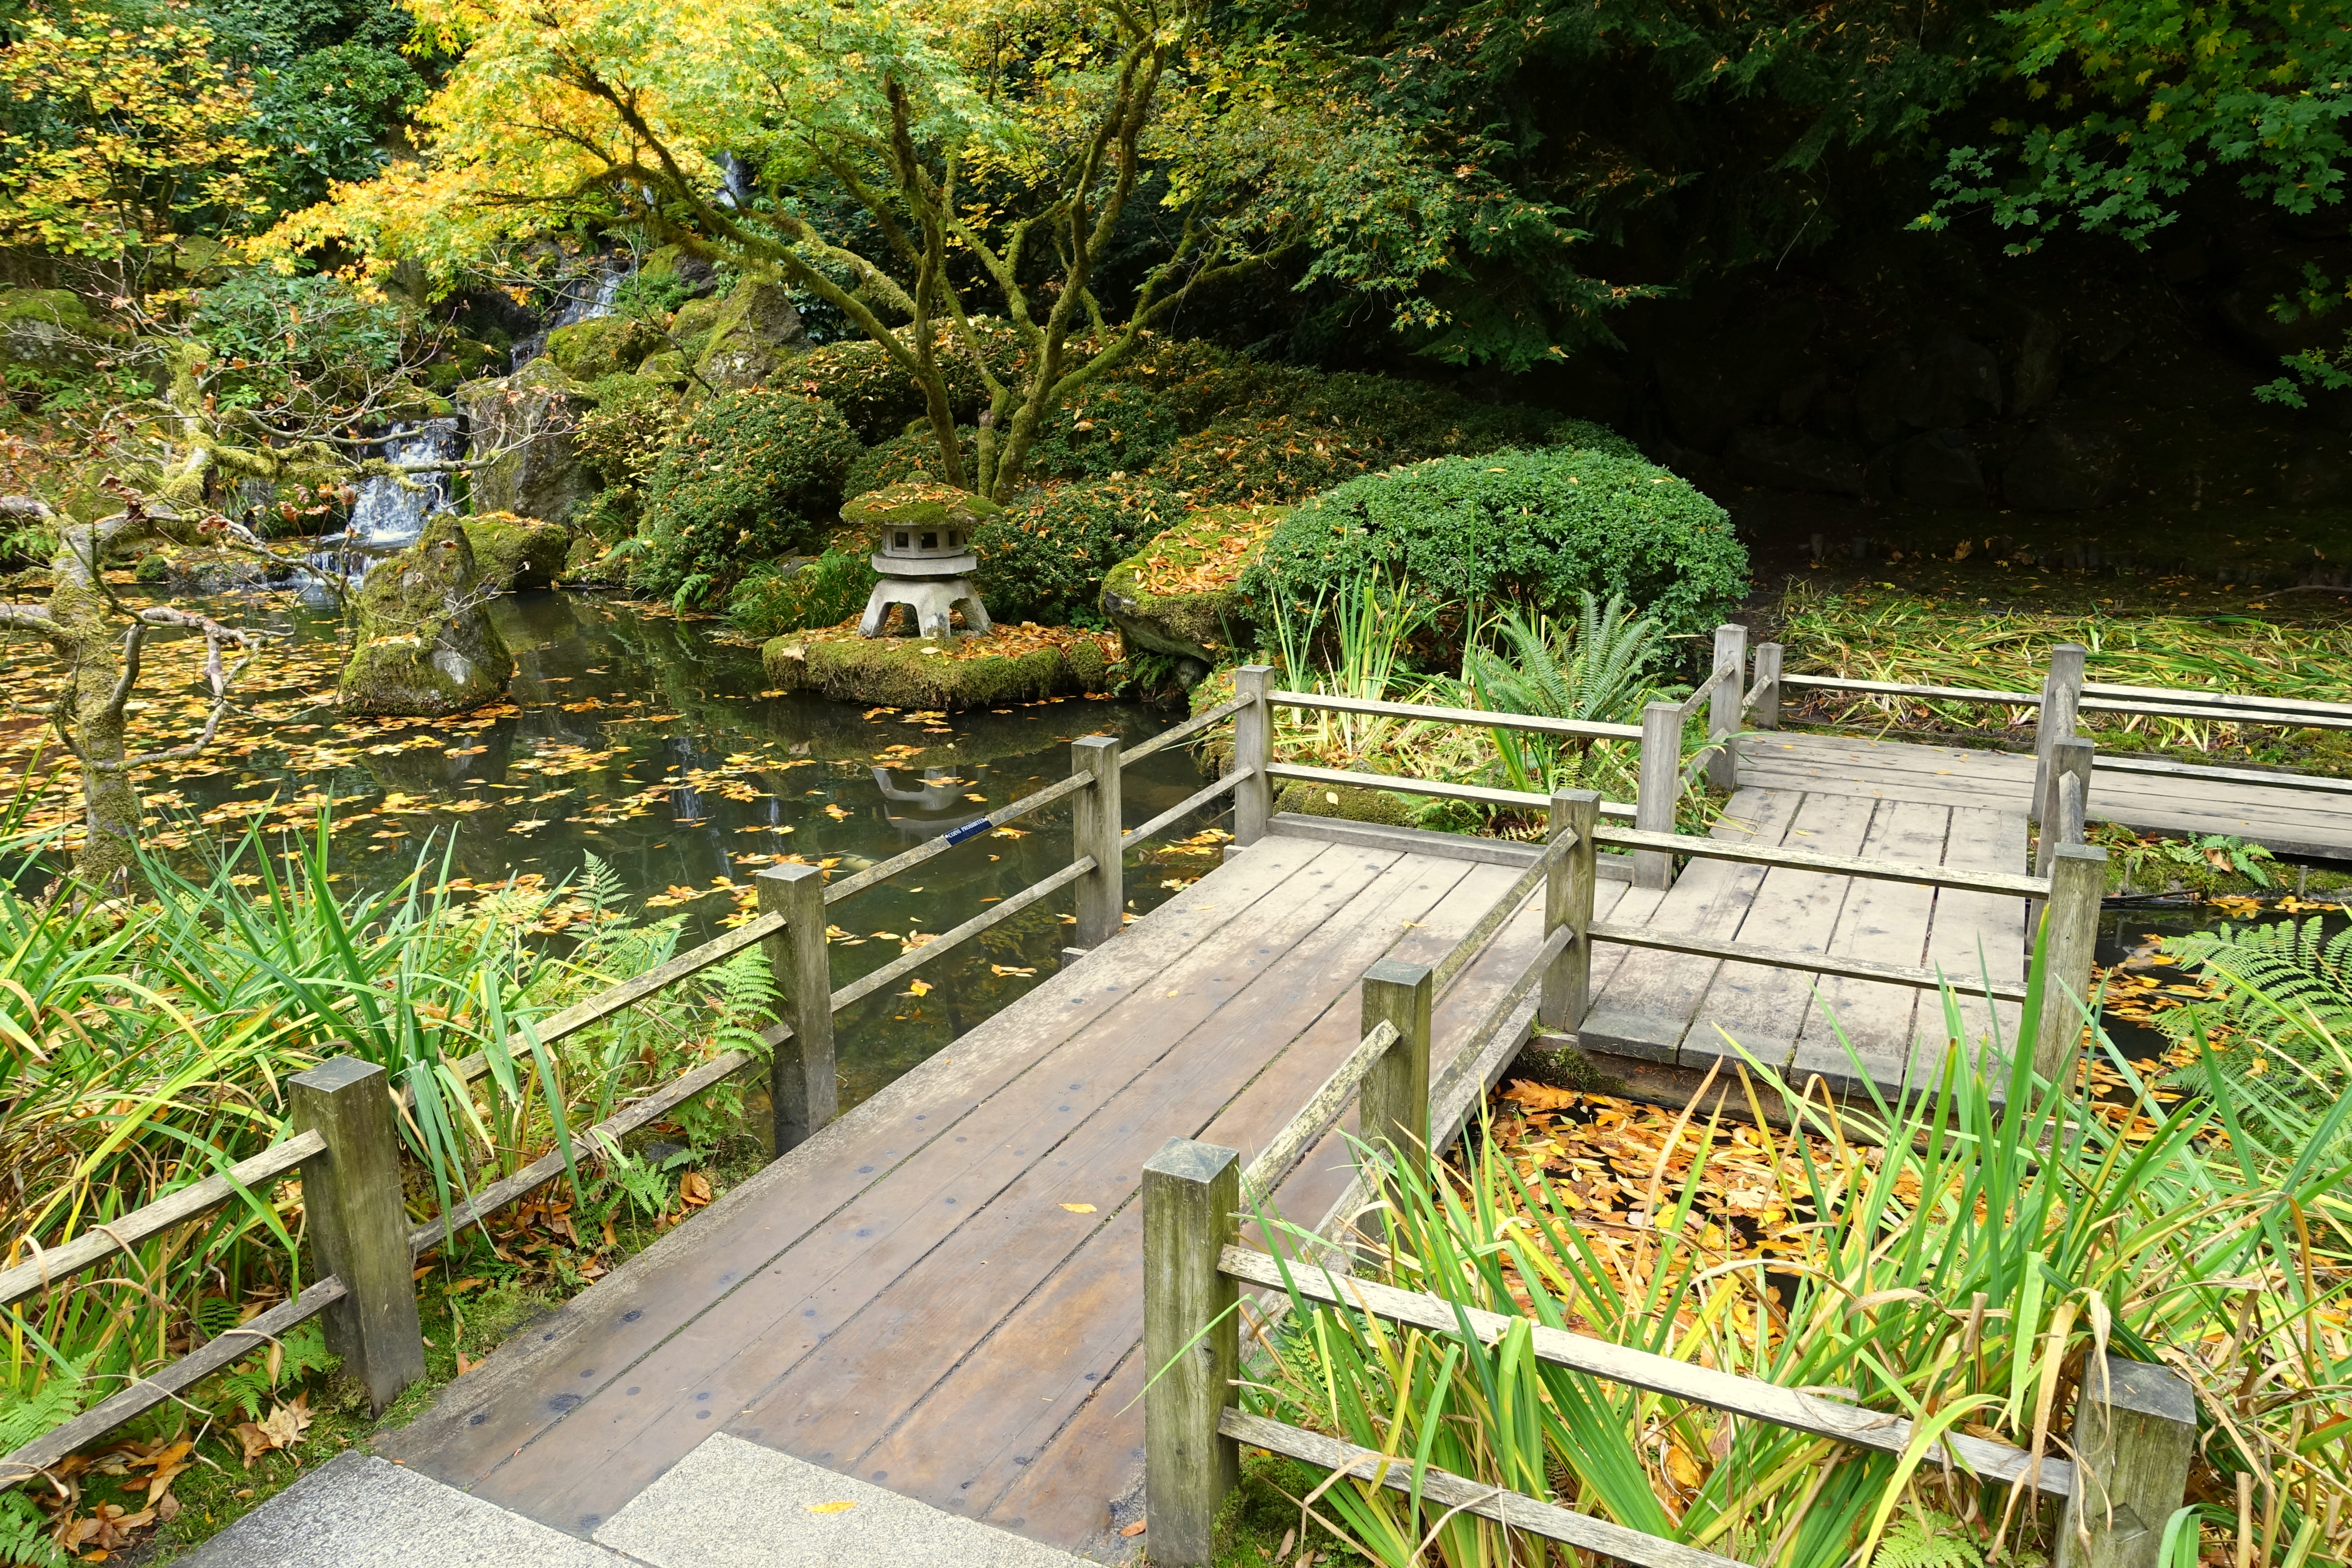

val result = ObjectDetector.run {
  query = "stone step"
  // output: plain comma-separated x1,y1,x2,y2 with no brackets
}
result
591,1433,1123,1567
181,1451,649,1567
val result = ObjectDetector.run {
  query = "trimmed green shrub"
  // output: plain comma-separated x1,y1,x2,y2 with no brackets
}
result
1143,377,1560,506
1244,446,1748,643
973,476,1182,627
729,546,879,637
635,389,861,600
1549,417,1644,459
1021,380,1185,479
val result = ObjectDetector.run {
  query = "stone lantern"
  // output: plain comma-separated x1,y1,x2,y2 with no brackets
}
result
843,482,1003,640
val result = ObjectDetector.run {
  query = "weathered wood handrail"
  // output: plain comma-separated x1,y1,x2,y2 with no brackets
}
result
1269,688,1645,742
0,1131,325,1311
1214,1245,2074,1494
1593,825,2051,897
1264,760,1637,821
1587,922,2033,1004
1123,769,1250,848
1778,671,2352,731
3,1060,417,1492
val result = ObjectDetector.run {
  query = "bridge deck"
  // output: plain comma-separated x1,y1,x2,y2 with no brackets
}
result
1574,783,2027,1095
1738,730,2352,860
378,829,1552,1561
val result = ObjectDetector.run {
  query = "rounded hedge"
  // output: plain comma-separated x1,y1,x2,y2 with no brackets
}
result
973,476,1182,628
1243,446,1748,642
783,319,1024,442
635,389,861,597
844,425,974,499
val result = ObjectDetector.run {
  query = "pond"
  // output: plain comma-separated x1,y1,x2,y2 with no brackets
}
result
0,588,1219,1110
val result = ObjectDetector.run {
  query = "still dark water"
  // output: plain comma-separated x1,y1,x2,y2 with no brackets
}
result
96,588,1218,1109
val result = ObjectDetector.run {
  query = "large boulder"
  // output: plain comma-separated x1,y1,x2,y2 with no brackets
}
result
456,359,596,527
695,278,811,392
1099,504,1282,677
2003,421,2126,511
462,511,569,591
546,315,661,380
1723,426,1865,495
1891,429,1988,508
0,288,95,371
340,514,515,716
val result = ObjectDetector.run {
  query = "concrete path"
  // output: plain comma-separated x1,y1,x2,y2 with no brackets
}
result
179,1451,647,1566
181,1436,1112,1566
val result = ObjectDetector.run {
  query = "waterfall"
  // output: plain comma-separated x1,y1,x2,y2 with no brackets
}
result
349,420,462,548
509,253,638,370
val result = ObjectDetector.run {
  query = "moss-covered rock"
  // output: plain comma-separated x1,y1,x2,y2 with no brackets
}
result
668,295,725,361
1099,503,1283,667
634,349,689,387
462,511,568,591
340,514,515,716
695,277,811,392
1273,778,1419,828
547,315,661,380
0,288,95,370
760,627,1116,710
456,359,597,527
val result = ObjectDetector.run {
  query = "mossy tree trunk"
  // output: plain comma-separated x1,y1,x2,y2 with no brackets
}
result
0,494,263,889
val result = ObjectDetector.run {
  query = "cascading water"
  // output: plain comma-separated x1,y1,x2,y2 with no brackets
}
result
508,254,638,370
349,419,462,548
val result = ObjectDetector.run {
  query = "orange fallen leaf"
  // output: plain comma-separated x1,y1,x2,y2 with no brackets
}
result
680,1171,714,1207
1120,1520,1148,1537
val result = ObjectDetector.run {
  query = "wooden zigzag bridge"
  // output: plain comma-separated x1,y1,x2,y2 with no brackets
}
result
9,630,2347,1564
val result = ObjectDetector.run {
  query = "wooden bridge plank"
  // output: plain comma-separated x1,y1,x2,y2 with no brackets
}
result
1920,804,2029,1078
471,840,1412,1530
1678,793,1877,1074
499,850,1478,1533
377,835,1356,1504
967,873,1557,1550
707,854,1481,1480
1786,799,1948,1095
1575,790,1805,1064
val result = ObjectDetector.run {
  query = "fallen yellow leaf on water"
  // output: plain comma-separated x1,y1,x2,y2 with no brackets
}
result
1060,1203,1097,1214
807,1501,858,1515
900,977,933,998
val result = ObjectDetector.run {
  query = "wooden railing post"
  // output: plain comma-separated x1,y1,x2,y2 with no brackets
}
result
1545,789,1599,1032
1707,623,1747,792
1072,735,1123,947
2037,736,2096,879
1142,1136,1241,1567
1231,665,1274,847
2057,1354,2196,1568
1635,700,1680,890
2033,842,2108,1085
1359,960,1434,1159
288,1057,423,1415
756,862,836,1156
1750,641,1782,730
2033,643,2087,824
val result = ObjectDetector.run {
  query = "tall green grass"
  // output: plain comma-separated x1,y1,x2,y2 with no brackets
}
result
1243,958,2352,1568
1,808,772,1473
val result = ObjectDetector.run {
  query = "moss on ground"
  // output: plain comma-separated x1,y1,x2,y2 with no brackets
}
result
760,625,1119,710
1273,778,1420,828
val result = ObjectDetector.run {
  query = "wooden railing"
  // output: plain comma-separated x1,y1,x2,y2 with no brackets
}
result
0,695,1258,1490
1142,1122,2195,1568
1754,640,2352,805
1138,810,2171,1565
